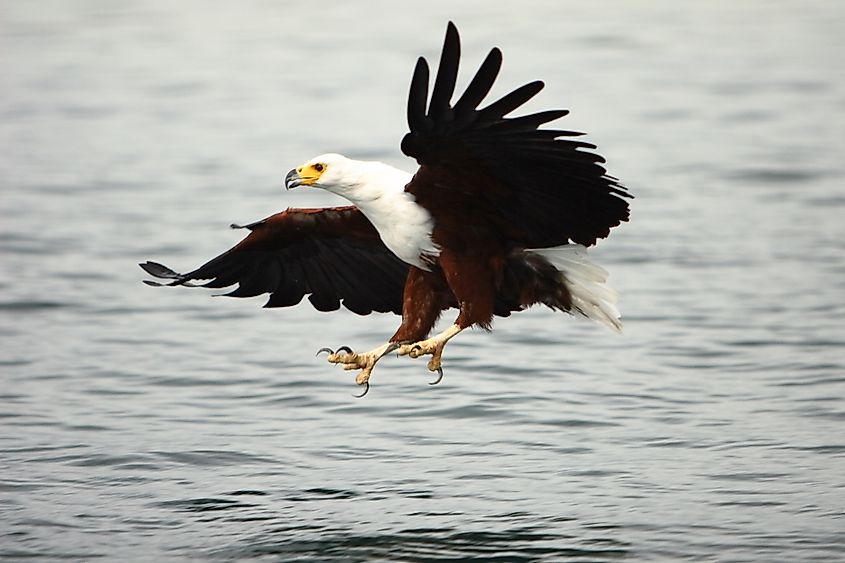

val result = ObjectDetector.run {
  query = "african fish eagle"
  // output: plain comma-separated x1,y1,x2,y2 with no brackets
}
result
140,22,632,396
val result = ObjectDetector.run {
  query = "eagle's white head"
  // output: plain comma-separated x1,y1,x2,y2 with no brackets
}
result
285,153,353,193
284,153,409,201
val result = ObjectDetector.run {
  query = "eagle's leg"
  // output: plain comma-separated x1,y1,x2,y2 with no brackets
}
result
321,268,445,395
395,252,497,384
384,267,451,383
323,341,399,390
395,324,463,384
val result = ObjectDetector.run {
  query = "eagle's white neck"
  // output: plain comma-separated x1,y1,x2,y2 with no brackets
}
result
319,158,439,269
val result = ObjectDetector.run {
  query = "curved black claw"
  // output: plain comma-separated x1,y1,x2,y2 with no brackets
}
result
352,381,370,398
428,366,444,386
317,346,354,357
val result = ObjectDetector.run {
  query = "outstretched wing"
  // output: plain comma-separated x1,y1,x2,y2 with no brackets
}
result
140,206,409,315
401,22,631,249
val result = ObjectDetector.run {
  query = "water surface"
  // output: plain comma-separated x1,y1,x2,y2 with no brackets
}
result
2,1,844,560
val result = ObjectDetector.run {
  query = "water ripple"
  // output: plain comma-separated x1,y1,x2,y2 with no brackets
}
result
212,526,630,561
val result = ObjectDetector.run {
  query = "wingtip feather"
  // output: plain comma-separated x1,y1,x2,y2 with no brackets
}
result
478,80,545,121
428,20,461,118
139,261,182,279
407,56,430,131
453,47,503,115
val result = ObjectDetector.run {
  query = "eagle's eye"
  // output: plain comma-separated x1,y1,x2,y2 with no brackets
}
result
313,163,325,172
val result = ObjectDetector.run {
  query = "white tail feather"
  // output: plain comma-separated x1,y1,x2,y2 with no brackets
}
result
529,244,622,332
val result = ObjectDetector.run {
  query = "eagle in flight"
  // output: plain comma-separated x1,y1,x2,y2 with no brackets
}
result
140,22,632,396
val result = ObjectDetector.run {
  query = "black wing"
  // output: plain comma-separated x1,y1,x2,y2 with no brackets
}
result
140,206,409,315
402,22,631,248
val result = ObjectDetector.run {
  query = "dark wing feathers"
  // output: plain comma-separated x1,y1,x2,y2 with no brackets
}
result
428,21,460,119
476,80,545,123
407,58,431,133
140,207,409,315
452,47,501,116
402,22,631,248
484,109,570,133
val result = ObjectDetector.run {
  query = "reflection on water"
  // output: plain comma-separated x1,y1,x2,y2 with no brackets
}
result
2,0,844,560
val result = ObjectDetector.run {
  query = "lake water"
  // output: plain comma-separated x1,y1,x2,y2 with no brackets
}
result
2,1,844,560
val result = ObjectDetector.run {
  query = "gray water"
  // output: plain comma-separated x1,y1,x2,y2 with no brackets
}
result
2,1,844,560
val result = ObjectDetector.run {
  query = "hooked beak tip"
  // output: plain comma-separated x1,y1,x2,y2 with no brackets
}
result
284,169,300,190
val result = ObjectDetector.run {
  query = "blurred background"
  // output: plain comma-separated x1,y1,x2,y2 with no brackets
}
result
2,0,843,560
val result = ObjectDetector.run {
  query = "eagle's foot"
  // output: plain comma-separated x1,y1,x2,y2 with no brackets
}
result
325,349,376,384
318,342,397,396
397,339,445,384
396,324,462,386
